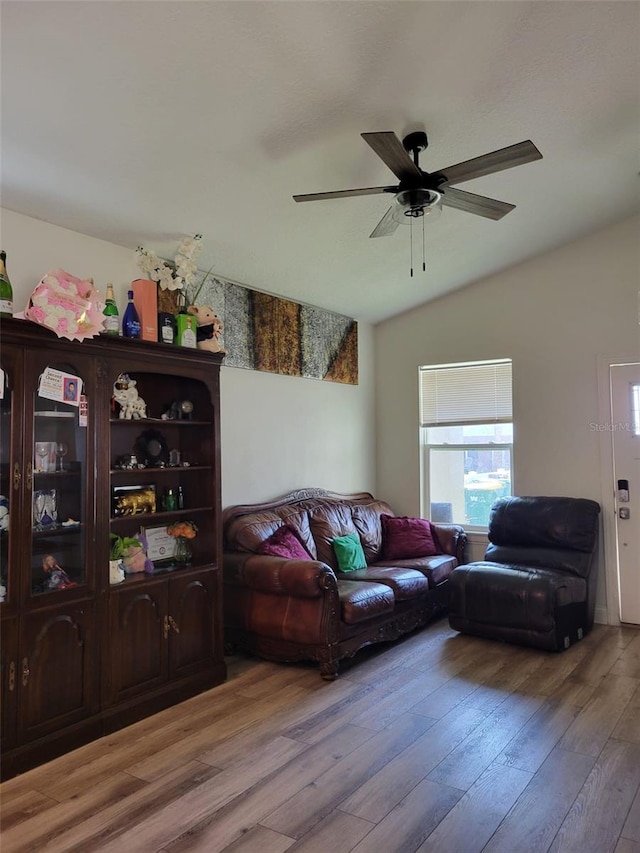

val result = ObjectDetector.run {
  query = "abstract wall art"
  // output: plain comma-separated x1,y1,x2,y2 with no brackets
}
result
186,273,358,385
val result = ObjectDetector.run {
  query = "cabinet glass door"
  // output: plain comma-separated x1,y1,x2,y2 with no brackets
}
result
0,353,20,611
0,369,10,604
30,362,89,596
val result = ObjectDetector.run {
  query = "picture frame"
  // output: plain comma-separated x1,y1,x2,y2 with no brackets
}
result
111,483,156,517
143,525,178,563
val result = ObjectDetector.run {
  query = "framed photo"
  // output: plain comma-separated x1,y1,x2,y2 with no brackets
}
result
112,484,156,517
143,525,178,563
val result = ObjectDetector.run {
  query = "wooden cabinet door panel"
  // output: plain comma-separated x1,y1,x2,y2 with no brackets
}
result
169,570,217,679
18,602,97,742
110,583,169,701
1,618,18,749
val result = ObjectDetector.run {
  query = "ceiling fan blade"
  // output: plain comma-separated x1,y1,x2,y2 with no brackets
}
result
440,186,515,220
361,132,422,181
434,140,542,187
293,186,396,203
369,206,401,238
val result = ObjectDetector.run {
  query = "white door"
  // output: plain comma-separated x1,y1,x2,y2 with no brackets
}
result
611,363,640,624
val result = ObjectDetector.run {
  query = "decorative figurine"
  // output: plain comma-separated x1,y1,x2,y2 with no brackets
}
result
113,487,156,516
42,554,77,590
162,399,194,421
112,374,147,420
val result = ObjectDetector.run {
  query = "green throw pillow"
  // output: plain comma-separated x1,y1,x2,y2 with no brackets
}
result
332,533,367,572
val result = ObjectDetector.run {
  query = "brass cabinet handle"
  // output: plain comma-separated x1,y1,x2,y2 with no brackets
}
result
163,615,170,640
26,461,33,491
8,661,15,692
168,615,180,634
21,657,30,687
13,462,21,491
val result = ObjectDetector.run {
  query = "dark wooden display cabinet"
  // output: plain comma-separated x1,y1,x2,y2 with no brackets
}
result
0,317,226,780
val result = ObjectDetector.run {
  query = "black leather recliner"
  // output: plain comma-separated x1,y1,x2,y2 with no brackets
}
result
448,496,601,651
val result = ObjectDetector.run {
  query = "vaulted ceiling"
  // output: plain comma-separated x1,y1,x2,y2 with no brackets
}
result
2,1,639,323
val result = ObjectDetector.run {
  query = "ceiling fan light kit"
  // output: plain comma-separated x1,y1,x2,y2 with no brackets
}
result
293,128,543,276
392,188,442,223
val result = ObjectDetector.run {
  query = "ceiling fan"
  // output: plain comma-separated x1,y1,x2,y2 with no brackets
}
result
293,131,543,238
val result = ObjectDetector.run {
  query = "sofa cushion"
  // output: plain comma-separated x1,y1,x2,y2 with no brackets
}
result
351,500,393,563
226,508,317,558
380,514,438,560
488,496,601,554
343,567,430,600
256,524,312,561
337,580,395,624
308,504,358,569
449,561,587,633
371,554,457,588
332,533,367,572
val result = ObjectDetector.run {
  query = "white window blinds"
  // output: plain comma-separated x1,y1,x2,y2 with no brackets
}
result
419,360,512,427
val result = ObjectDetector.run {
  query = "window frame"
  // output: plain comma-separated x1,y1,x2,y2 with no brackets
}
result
419,359,514,532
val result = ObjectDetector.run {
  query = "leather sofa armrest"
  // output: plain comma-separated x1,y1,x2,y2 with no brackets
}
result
432,523,467,564
223,551,337,599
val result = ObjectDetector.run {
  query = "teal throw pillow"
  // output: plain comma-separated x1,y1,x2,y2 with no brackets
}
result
332,533,367,572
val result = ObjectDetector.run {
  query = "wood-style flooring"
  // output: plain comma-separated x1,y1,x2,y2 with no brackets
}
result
1,617,640,853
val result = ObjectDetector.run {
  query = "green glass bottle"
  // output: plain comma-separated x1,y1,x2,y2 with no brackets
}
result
0,250,14,318
102,283,120,335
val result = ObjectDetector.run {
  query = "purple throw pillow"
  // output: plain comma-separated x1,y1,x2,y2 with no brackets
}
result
380,514,439,559
256,524,312,560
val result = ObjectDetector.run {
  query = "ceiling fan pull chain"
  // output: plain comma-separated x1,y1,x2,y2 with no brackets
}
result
422,217,426,272
410,218,414,277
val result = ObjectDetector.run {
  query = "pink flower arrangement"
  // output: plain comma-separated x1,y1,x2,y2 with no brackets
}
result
24,269,104,341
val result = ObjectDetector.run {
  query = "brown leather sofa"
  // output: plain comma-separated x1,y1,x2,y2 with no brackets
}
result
223,489,467,679
448,495,601,651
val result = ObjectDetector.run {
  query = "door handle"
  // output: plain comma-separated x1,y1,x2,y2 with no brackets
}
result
21,657,30,687
13,462,20,491
8,661,15,692
168,615,180,634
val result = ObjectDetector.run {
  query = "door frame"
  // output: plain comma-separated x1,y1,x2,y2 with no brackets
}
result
597,353,639,626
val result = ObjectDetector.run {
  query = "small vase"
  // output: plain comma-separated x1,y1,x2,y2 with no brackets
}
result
174,536,192,567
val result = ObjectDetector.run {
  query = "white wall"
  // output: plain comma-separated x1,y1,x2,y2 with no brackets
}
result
0,208,376,507
375,214,640,616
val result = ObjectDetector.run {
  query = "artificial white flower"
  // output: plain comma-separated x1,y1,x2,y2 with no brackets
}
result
136,235,205,291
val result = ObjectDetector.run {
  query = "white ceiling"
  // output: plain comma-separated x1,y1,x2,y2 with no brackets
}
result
2,1,639,324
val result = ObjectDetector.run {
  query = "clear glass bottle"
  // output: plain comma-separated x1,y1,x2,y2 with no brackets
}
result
102,283,120,336
0,250,14,318
122,289,141,339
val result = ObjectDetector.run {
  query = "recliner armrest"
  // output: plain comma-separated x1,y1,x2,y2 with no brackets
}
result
223,552,337,599
432,523,467,563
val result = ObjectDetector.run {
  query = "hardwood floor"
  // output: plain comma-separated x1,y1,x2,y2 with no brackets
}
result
2,618,640,853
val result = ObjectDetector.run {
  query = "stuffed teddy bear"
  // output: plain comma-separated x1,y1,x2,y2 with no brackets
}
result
186,305,226,354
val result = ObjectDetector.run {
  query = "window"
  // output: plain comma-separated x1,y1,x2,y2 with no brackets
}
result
419,359,513,529
632,383,640,436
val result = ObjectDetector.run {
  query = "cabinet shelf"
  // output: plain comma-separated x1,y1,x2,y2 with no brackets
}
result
32,523,83,538
110,466,211,477
34,470,81,479
110,419,211,427
110,507,213,524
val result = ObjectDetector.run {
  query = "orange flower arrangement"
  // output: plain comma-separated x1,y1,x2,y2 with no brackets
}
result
167,520,198,539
